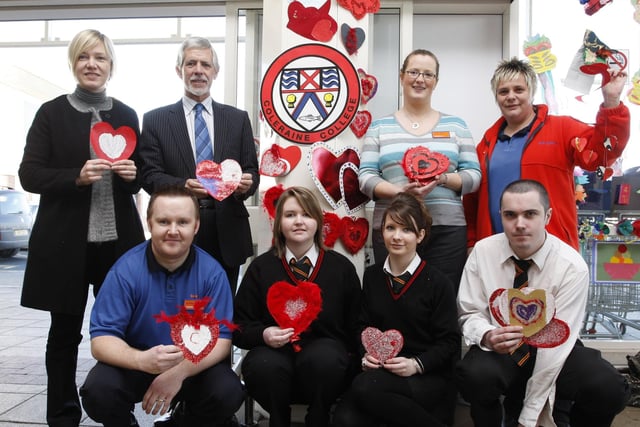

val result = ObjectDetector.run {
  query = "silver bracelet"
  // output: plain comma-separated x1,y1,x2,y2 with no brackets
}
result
438,173,448,187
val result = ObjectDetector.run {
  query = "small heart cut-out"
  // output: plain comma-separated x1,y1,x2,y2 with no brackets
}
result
260,144,301,177
350,110,372,138
180,324,213,356
358,68,378,104
341,24,365,55
510,297,544,326
573,137,587,152
196,159,242,201
338,0,381,20
340,216,369,254
361,326,404,363
90,122,136,161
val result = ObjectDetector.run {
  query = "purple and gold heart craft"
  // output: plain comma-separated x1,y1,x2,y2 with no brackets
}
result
196,159,242,201
90,121,136,161
489,288,569,348
361,326,404,363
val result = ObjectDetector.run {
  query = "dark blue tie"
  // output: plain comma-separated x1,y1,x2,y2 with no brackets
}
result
510,256,535,367
194,103,213,163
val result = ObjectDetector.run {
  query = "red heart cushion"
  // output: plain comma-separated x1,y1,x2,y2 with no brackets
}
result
90,121,136,161
350,110,372,138
196,159,242,201
361,326,404,363
340,216,369,254
267,281,323,338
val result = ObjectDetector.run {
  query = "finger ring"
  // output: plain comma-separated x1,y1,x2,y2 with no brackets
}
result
361,359,366,368
158,399,164,403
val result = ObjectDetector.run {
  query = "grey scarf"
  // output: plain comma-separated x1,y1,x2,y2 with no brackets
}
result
67,86,117,242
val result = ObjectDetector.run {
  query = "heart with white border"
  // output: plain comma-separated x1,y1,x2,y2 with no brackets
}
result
196,159,242,201
90,122,136,161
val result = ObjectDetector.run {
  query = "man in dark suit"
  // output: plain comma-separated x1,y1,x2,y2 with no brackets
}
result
140,36,258,294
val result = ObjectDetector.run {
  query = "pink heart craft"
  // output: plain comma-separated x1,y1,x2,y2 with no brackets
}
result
340,216,369,254
309,143,370,213
361,326,404,363
90,121,136,161
338,0,381,20
267,281,323,350
350,110,372,139
259,144,302,177
358,68,378,104
341,23,366,55
489,288,569,347
195,159,242,201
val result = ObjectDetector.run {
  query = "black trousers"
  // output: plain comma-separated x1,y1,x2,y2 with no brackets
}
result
80,361,245,427
241,338,355,427
45,241,118,427
332,368,454,427
196,207,240,295
455,344,630,427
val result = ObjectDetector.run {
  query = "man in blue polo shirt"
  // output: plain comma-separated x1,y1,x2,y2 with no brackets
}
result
80,185,244,427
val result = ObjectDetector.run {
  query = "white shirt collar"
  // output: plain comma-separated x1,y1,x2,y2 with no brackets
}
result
285,245,319,267
383,253,422,277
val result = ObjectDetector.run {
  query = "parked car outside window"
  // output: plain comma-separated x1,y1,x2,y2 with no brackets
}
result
0,189,32,258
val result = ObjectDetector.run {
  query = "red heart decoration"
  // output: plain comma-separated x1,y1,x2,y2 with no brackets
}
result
573,137,587,152
322,211,344,247
526,318,570,348
287,0,337,42
340,216,369,254
338,0,381,20
267,281,323,347
90,121,136,161
340,165,370,213
171,322,219,364
402,146,450,184
581,149,598,166
361,326,404,363
341,23,366,55
195,159,242,201
358,68,378,104
350,110,372,138
309,143,369,214
510,296,545,326
602,167,614,181
260,144,301,177
580,62,612,87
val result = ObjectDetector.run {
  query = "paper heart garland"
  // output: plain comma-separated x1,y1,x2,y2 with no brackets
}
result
90,121,136,162
350,110,372,138
489,288,570,348
195,159,242,201
153,297,236,364
338,0,381,20
402,146,450,184
308,142,370,214
341,23,365,55
260,144,302,177
361,326,404,363
358,68,378,104
287,0,337,42
267,280,323,351
340,216,369,254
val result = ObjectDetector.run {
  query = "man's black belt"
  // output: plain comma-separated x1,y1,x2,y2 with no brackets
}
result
198,198,216,209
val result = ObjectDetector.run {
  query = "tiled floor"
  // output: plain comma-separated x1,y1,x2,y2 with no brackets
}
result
1,251,639,426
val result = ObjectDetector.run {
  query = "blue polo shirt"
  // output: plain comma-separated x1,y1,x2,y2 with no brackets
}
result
90,241,233,350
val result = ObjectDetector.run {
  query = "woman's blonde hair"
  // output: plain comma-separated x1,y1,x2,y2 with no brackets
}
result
68,29,116,78
272,187,325,257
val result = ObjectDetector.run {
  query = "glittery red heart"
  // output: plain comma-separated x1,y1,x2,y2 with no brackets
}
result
361,326,404,363
259,144,301,177
90,121,136,161
340,216,369,254
171,322,219,364
349,110,372,138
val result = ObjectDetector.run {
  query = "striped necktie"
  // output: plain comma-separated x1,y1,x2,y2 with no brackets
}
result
194,103,213,163
510,256,535,366
290,257,312,281
389,271,412,294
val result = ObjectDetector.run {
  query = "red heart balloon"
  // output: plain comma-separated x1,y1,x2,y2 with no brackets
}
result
340,216,369,254
350,110,372,138
361,326,404,363
195,159,242,201
90,121,136,161
267,281,323,338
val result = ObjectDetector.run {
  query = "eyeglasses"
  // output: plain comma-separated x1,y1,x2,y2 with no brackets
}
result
404,70,437,81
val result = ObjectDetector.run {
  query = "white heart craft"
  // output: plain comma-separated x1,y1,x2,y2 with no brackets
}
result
180,324,213,356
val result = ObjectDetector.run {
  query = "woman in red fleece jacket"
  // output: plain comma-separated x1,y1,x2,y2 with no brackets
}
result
464,57,629,251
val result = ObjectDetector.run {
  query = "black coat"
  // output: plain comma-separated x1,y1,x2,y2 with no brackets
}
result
19,95,144,315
